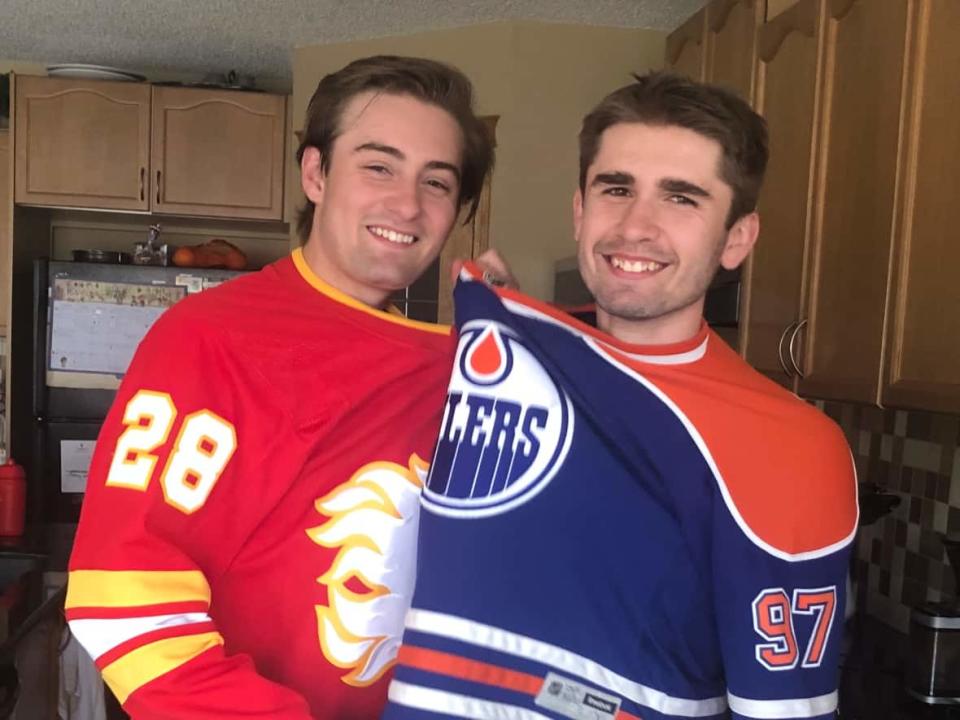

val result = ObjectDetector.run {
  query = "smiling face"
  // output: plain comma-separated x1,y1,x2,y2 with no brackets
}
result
574,122,758,345
300,91,464,307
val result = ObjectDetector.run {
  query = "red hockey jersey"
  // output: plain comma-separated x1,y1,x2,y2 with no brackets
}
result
66,249,455,719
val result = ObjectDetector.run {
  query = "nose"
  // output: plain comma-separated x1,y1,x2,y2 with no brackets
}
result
384,178,423,221
618,196,661,242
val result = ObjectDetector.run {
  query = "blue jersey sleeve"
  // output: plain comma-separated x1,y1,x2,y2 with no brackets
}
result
712,488,854,719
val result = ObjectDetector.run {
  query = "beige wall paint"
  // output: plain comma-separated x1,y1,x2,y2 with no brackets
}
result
293,22,665,299
506,22,664,299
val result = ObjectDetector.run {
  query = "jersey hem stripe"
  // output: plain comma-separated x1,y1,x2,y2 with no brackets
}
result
390,680,554,720
727,690,838,719
397,645,644,720
406,608,727,717
101,630,223,704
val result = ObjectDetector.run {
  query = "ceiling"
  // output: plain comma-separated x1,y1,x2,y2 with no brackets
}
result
3,0,705,89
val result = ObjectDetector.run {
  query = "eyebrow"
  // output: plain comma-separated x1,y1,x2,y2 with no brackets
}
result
590,172,713,200
354,142,461,181
590,171,634,188
660,178,711,198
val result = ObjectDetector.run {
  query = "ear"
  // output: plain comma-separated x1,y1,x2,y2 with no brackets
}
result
300,146,326,205
719,211,759,270
572,188,584,243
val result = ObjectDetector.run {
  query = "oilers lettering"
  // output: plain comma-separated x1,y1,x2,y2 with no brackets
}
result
431,392,548,499
422,321,574,519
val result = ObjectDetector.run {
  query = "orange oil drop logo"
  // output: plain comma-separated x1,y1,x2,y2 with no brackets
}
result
468,327,504,377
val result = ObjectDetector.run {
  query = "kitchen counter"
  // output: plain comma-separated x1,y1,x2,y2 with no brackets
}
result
840,614,959,719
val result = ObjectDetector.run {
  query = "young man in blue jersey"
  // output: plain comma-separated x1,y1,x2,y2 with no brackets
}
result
385,72,858,720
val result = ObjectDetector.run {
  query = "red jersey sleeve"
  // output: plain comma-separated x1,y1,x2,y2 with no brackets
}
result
66,308,317,719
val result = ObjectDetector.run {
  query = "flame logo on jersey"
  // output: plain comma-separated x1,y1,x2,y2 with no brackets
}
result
422,321,574,518
306,455,426,686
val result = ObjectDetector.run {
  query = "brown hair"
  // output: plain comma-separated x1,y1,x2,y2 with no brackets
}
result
579,71,768,227
295,55,494,242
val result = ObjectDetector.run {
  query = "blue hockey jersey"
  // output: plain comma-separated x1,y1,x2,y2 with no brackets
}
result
384,264,858,720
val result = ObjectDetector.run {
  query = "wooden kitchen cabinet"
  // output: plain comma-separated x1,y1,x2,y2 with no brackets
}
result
14,76,150,211
883,0,960,412
151,86,286,220
667,0,763,100
793,0,911,402
740,0,821,384
665,0,960,412
705,0,764,101
742,0,912,405
666,8,708,80
14,76,286,220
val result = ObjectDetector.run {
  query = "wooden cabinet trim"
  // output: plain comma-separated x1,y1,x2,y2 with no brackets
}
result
880,0,960,411
705,0,765,103
797,0,911,403
666,8,708,69
829,0,859,21
0,131,10,336
742,0,824,383
886,0,926,392
708,0,760,31
758,0,821,60
151,89,284,117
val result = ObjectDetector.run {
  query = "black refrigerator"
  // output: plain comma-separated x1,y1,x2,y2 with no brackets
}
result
22,259,246,523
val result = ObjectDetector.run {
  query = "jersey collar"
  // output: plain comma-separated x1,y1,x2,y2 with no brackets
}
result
291,248,450,336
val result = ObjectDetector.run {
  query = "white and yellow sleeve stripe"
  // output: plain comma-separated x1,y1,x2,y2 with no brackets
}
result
66,569,223,704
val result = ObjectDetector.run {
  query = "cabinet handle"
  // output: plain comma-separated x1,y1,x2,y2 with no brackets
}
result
787,318,808,379
778,321,798,377
139,168,145,201
156,170,161,206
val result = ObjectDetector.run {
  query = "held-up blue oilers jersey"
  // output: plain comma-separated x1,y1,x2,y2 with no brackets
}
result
384,264,858,720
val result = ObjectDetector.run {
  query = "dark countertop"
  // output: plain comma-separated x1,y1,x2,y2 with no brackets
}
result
840,614,960,720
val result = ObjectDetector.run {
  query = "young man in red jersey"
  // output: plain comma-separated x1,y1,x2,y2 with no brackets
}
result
66,56,496,719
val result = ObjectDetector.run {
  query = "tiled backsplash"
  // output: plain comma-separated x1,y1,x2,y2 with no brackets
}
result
816,401,960,632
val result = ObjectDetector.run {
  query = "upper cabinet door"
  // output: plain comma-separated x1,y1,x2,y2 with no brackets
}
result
740,0,822,384
151,86,286,220
883,0,960,412
15,76,150,211
705,0,764,101
795,0,911,402
666,8,708,80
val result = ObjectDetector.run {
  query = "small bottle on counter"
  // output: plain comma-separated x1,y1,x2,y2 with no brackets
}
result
0,452,26,537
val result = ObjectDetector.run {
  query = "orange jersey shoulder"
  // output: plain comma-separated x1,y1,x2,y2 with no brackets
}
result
640,333,858,559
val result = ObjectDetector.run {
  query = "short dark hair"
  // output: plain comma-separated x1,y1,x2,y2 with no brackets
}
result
579,71,768,227
295,55,494,242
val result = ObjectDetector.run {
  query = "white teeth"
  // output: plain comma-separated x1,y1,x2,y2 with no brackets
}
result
610,256,663,273
370,226,416,244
